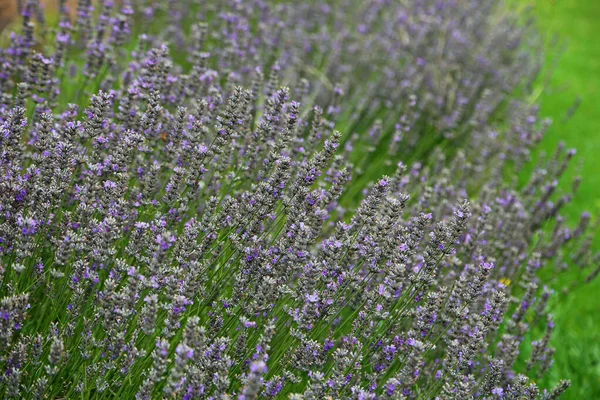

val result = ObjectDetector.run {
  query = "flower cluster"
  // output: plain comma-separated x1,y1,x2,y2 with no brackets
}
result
0,0,595,399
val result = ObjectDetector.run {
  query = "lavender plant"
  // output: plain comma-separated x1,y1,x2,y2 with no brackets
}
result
0,0,596,399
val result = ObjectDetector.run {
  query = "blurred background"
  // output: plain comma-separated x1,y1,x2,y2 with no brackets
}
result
511,0,600,397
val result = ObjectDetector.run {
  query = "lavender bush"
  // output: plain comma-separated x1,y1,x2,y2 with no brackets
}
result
0,0,596,398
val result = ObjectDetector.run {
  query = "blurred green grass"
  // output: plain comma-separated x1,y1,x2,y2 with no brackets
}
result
511,0,600,397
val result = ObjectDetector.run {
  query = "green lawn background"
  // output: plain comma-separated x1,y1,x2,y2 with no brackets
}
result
510,0,600,397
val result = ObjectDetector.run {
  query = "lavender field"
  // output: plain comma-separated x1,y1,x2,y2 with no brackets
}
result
0,1,597,398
